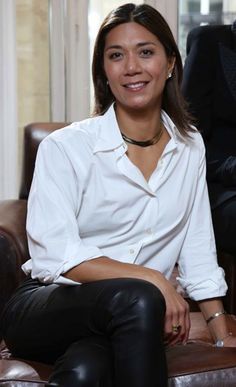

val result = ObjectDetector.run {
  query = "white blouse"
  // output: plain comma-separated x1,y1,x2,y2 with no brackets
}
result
22,104,227,301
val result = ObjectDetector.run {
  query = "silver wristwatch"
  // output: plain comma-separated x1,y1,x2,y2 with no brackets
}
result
215,339,224,347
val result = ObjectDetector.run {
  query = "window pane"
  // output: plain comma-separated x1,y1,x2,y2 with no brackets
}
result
16,0,50,177
178,0,236,61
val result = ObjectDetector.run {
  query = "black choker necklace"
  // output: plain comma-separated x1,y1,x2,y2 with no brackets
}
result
121,126,163,147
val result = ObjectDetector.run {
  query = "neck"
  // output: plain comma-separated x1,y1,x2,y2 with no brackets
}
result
121,123,164,147
115,104,162,141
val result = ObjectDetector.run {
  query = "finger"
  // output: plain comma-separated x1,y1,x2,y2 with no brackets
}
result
168,324,182,345
172,305,190,345
163,293,190,345
164,312,179,339
164,318,182,345
182,306,191,344
167,308,189,345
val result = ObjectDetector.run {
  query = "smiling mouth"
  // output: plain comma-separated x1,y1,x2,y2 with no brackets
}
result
123,81,148,90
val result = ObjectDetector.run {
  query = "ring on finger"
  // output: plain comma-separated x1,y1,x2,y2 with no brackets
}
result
172,324,181,334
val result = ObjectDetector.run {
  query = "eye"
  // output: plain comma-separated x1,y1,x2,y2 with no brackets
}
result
108,52,123,60
140,49,154,57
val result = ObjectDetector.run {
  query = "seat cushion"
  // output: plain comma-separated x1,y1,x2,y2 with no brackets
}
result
1,312,236,386
167,344,236,386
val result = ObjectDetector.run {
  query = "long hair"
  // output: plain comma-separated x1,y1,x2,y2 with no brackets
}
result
92,3,194,136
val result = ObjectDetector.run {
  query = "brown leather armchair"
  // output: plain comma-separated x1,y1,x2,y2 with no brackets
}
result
1,122,236,386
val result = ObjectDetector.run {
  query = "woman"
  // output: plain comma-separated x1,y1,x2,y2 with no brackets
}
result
1,3,236,387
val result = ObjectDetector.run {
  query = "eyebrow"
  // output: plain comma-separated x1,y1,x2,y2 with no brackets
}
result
105,41,157,51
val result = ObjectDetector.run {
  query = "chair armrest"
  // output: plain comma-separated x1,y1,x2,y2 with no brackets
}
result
0,200,29,325
0,199,29,264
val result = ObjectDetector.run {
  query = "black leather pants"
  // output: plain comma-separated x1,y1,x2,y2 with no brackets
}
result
2,277,167,387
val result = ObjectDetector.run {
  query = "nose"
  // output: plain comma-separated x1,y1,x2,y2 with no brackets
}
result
125,53,141,75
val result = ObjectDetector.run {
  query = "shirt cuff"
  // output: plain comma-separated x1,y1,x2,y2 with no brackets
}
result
176,267,228,301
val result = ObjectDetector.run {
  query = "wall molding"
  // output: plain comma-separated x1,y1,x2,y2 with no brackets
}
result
0,0,18,199
65,0,90,121
49,0,66,121
49,0,90,122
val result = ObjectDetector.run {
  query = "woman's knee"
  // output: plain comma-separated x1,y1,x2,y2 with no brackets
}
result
113,277,165,307
103,278,166,329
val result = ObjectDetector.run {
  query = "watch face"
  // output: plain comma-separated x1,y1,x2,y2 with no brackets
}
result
215,340,224,347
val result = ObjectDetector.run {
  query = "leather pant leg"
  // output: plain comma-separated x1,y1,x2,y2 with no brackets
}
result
46,336,114,387
2,277,167,387
100,278,167,387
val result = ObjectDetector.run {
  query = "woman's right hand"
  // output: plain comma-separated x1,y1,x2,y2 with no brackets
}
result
153,275,190,346
65,256,190,345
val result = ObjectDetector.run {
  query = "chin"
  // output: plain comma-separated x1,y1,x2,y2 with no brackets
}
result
128,101,156,112
122,98,150,110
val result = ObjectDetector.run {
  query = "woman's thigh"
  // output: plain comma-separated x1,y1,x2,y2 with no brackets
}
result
2,276,166,364
1,277,110,362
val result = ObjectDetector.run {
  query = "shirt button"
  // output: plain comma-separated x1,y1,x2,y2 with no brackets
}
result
146,228,152,235
129,249,135,254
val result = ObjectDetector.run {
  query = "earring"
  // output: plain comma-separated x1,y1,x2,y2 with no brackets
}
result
167,73,172,79
106,80,109,85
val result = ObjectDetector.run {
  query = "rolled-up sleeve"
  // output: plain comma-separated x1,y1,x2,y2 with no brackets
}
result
177,136,228,300
22,136,103,284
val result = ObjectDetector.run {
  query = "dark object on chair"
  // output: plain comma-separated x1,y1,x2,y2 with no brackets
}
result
182,23,236,313
232,19,236,33
1,122,236,385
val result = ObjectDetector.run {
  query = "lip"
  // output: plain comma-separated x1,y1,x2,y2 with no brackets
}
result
123,81,149,91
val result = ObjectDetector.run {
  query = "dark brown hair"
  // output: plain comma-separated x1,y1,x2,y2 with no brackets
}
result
92,3,194,136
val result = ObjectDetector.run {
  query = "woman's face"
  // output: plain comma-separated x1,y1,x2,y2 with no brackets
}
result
103,22,175,113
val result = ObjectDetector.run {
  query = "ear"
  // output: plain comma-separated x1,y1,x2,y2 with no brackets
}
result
167,55,176,79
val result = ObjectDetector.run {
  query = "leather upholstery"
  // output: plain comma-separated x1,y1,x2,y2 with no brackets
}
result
0,200,28,340
1,313,236,385
20,122,68,200
1,122,236,386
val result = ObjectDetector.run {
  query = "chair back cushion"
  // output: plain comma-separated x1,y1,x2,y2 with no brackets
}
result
19,122,69,199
